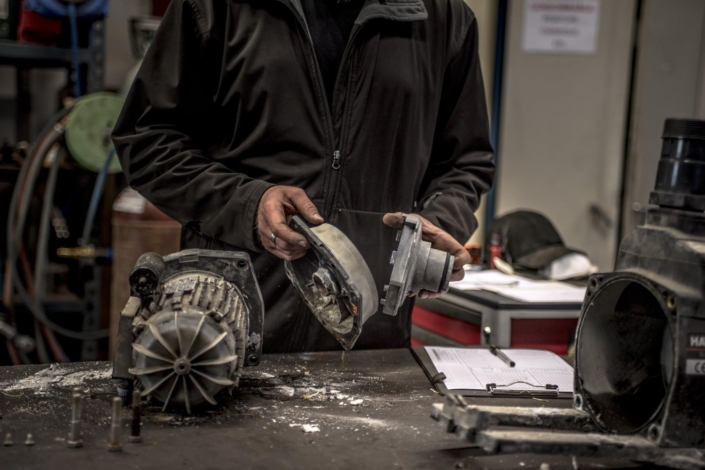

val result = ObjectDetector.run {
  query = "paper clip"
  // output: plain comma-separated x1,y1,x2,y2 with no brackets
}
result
485,381,559,398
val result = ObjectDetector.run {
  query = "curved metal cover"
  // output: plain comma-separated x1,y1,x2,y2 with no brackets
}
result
285,216,378,350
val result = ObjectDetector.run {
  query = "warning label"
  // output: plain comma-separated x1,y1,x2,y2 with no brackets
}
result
686,334,705,375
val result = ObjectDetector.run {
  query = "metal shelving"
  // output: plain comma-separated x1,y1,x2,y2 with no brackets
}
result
0,39,92,65
1,20,105,142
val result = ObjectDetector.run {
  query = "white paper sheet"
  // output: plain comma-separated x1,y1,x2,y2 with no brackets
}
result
451,270,586,303
482,284,587,303
425,347,574,393
450,270,540,291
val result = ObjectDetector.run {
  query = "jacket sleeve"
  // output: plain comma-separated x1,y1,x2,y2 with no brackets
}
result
111,0,273,252
418,14,495,244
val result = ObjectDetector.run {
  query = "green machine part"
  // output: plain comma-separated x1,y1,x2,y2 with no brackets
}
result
65,92,125,174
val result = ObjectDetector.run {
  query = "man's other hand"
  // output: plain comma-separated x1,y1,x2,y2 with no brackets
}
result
257,186,324,261
383,212,471,299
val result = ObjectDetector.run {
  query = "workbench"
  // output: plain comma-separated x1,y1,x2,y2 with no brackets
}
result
0,349,633,469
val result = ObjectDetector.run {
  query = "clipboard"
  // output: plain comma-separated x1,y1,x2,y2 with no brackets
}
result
411,346,573,399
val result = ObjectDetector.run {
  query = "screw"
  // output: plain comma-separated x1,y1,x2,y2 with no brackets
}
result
24,433,34,446
128,390,142,443
3,433,12,446
67,388,83,448
108,397,123,452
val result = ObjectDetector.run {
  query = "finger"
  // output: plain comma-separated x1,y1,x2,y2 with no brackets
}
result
418,290,446,300
450,267,465,282
288,189,324,225
258,220,308,256
382,212,405,229
262,200,310,248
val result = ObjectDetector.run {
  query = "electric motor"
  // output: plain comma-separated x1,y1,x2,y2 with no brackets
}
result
112,250,264,413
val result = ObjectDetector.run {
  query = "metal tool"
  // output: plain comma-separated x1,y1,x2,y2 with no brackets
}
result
112,250,265,413
108,397,122,452
285,216,378,350
67,388,83,448
382,214,454,316
128,389,142,443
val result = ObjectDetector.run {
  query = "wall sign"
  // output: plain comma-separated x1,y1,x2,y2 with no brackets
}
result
522,0,601,55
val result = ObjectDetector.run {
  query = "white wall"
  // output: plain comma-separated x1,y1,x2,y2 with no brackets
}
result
464,0,497,245
621,0,705,237
495,0,636,271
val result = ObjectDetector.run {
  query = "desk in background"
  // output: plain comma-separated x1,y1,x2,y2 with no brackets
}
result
412,287,582,355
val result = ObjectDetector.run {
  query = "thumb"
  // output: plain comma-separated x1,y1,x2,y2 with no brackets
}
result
289,189,324,225
383,212,405,229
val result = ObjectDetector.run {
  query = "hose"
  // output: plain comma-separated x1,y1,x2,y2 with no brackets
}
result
7,106,110,340
1,109,66,362
81,148,115,245
31,141,71,363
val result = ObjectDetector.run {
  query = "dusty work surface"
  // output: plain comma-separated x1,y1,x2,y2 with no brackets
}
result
0,349,638,470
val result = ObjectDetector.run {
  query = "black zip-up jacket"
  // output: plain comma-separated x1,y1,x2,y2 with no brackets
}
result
112,0,495,353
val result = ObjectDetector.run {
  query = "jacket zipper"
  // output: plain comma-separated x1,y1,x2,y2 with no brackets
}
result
283,3,361,218
325,63,354,217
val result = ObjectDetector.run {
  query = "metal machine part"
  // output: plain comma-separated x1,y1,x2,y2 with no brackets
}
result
285,216,378,350
430,119,705,469
112,249,265,413
382,214,454,316
431,396,704,470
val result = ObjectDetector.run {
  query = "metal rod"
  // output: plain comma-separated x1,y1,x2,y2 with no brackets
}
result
67,388,83,448
128,389,142,443
108,397,122,452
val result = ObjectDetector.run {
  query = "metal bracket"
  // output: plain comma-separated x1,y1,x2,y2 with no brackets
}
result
431,395,705,470
382,214,454,316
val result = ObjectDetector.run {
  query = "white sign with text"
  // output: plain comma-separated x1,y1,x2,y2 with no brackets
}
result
522,0,601,54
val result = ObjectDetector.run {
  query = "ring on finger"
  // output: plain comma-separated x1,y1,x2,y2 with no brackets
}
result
270,233,277,245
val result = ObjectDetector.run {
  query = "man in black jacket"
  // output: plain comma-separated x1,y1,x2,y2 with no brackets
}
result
112,0,495,353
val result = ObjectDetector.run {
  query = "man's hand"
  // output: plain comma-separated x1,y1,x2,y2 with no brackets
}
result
383,212,470,299
257,186,324,261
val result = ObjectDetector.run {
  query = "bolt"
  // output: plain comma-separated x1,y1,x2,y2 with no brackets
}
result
108,397,123,452
128,390,142,443
3,433,12,446
67,388,83,448
24,433,34,446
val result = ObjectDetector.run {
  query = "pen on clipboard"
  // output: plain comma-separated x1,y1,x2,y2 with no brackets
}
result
489,345,515,367
483,326,515,367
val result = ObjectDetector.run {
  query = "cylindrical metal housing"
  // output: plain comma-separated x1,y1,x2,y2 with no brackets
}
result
649,118,705,211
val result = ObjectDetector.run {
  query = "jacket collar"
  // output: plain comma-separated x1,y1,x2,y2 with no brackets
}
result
355,0,428,24
283,0,428,26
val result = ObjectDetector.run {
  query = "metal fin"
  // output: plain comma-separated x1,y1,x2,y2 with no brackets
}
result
175,312,184,356
183,376,191,415
141,371,175,397
133,343,174,364
161,375,180,412
189,331,228,362
149,322,178,359
128,365,173,376
192,355,238,367
183,315,205,358
192,368,235,387
189,375,217,405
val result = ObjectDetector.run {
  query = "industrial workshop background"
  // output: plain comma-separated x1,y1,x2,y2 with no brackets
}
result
1,0,705,364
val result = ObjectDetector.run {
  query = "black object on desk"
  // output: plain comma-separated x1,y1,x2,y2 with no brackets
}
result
484,326,515,367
